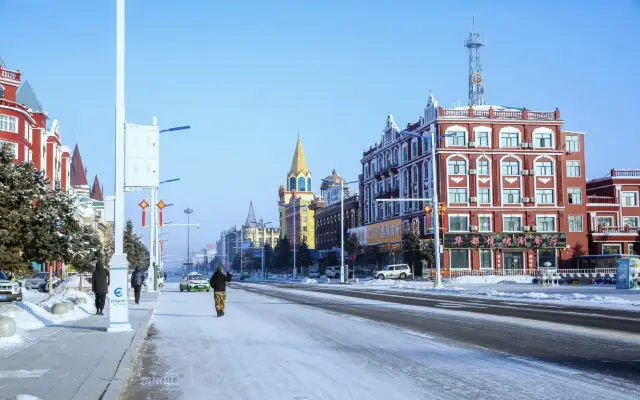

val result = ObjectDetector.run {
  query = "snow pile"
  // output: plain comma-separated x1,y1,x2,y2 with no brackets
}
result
0,289,95,333
451,275,534,284
58,275,92,291
0,334,22,349
300,278,318,285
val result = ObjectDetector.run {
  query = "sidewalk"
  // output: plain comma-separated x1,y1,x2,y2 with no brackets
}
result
0,291,159,400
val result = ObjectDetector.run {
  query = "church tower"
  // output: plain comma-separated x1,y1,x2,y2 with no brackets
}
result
278,135,315,247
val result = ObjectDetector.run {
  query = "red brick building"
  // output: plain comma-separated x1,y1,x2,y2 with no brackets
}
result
0,58,71,190
360,94,590,274
586,169,640,255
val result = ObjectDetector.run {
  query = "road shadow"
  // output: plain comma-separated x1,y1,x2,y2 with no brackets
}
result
16,301,54,326
53,324,107,332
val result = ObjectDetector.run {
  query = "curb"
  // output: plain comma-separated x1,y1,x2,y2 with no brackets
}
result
100,291,161,400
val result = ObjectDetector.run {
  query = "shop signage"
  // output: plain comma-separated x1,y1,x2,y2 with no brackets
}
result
347,226,367,245
366,219,403,245
443,232,567,249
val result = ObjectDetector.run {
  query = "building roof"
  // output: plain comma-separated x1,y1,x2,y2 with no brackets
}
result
0,57,5,68
320,169,343,190
289,134,310,176
90,175,104,201
16,81,45,113
70,144,89,187
245,201,260,228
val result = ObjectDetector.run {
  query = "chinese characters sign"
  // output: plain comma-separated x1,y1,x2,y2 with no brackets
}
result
443,233,566,249
366,219,403,245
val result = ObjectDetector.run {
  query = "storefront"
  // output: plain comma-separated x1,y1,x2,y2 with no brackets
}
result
364,219,404,269
443,232,567,271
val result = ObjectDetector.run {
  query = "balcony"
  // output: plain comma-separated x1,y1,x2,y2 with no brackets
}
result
592,226,640,234
611,169,640,177
439,106,560,121
587,196,618,204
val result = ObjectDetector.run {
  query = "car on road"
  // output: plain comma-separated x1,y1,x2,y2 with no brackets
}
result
324,266,353,279
373,264,412,280
179,273,210,292
0,269,22,302
24,272,60,291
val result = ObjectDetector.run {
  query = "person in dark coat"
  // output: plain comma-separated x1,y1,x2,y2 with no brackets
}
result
92,258,110,315
131,267,145,304
210,266,232,317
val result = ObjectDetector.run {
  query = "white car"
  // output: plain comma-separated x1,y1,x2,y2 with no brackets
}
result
374,264,412,280
179,273,210,292
325,266,353,279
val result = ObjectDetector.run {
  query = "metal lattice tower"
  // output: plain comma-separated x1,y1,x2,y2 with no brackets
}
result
465,17,486,106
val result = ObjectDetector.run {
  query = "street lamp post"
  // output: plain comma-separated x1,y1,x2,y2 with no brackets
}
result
184,208,194,269
292,194,297,278
108,0,131,333
262,221,272,278
322,175,359,284
148,178,179,293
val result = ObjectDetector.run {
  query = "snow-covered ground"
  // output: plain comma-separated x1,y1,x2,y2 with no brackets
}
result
123,283,640,400
0,288,95,347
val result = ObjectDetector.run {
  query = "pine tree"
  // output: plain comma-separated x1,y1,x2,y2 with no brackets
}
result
274,236,292,271
402,230,425,276
296,238,313,269
123,220,149,270
70,224,103,276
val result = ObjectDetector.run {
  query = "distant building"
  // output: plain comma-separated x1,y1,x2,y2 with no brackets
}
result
278,135,316,248
241,201,280,249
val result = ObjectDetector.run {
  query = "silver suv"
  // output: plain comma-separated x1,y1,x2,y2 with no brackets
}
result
373,264,412,280
0,270,22,302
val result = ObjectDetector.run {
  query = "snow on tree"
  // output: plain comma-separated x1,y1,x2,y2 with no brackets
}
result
70,224,103,290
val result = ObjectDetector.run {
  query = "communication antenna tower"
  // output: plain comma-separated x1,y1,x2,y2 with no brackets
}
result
465,17,486,106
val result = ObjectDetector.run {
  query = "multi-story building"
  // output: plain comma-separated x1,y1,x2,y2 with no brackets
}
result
586,169,640,255
278,135,316,248
0,59,71,190
242,201,280,248
311,169,360,251
359,24,589,274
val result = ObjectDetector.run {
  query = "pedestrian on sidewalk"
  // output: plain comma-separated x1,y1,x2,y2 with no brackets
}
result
131,267,145,304
210,266,232,317
92,257,110,315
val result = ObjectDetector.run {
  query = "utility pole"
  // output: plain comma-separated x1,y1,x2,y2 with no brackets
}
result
292,193,297,278
184,208,193,270
147,188,156,292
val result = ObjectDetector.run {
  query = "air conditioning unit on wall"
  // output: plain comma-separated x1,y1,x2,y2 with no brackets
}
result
470,196,478,202
469,169,477,174
524,226,531,232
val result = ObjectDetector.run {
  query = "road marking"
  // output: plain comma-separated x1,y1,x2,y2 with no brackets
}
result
435,303,489,309
0,369,48,378
0,327,64,359
402,330,435,339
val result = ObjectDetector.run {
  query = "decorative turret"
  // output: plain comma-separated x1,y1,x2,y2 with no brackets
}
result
245,201,258,227
287,134,312,192
70,144,89,194
90,175,104,201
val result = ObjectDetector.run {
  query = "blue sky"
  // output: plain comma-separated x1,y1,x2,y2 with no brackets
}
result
2,0,638,268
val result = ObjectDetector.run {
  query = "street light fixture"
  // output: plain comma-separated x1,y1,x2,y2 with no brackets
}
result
160,178,180,184
321,175,359,284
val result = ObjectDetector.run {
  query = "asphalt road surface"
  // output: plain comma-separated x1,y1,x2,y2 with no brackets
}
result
121,282,640,400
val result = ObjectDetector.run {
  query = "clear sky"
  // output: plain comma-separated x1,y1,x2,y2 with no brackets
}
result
2,0,638,268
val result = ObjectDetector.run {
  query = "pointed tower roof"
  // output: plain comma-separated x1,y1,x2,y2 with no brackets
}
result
91,175,104,201
70,144,89,187
289,134,310,176
16,81,45,113
245,201,258,227
0,57,6,68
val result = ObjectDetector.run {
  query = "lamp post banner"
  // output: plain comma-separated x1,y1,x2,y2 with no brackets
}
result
108,266,130,329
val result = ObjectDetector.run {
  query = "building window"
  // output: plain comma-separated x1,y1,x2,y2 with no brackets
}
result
567,188,582,204
449,215,469,232
297,177,306,191
535,161,553,176
448,160,467,175
567,161,581,177
503,189,521,204
289,177,296,190
536,216,556,232
402,145,408,163
478,215,492,232
422,137,430,153
446,131,466,147
621,192,638,207
623,217,639,227
566,135,579,152
535,189,554,204
478,188,490,204
500,132,519,147
0,115,18,133
501,161,520,176
449,188,468,204
476,131,489,147
393,148,399,165
596,216,614,229
0,141,18,159
480,249,492,269
533,132,553,148
0,85,4,98
450,250,469,269
503,215,523,232
602,244,621,255
477,159,489,175
411,140,418,159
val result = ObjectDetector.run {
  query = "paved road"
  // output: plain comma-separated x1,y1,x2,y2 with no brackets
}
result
121,282,640,400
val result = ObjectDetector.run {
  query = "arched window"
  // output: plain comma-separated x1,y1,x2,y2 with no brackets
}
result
393,148,399,165
298,177,306,191
0,85,4,99
307,177,312,192
289,177,296,191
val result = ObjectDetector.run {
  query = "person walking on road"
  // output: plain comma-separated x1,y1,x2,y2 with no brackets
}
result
210,266,232,317
131,267,145,304
92,257,110,315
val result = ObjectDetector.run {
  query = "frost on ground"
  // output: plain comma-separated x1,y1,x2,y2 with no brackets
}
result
0,288,95,341
127,283,640,400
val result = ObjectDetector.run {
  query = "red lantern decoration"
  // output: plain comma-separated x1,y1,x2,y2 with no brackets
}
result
139,200,149,227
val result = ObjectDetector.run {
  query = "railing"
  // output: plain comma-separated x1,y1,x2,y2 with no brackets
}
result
557,268,616,275
439,107,558,120
611,169,640,177
444,269,539,279
593,226,640,234
587,196,617,204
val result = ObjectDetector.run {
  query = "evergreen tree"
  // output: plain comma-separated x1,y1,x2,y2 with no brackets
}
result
263,242,274,270
296,238,313,270
70,224,103,275
345,233,362,265
274,236,292,270
123,220,149,270
402,230,425,275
